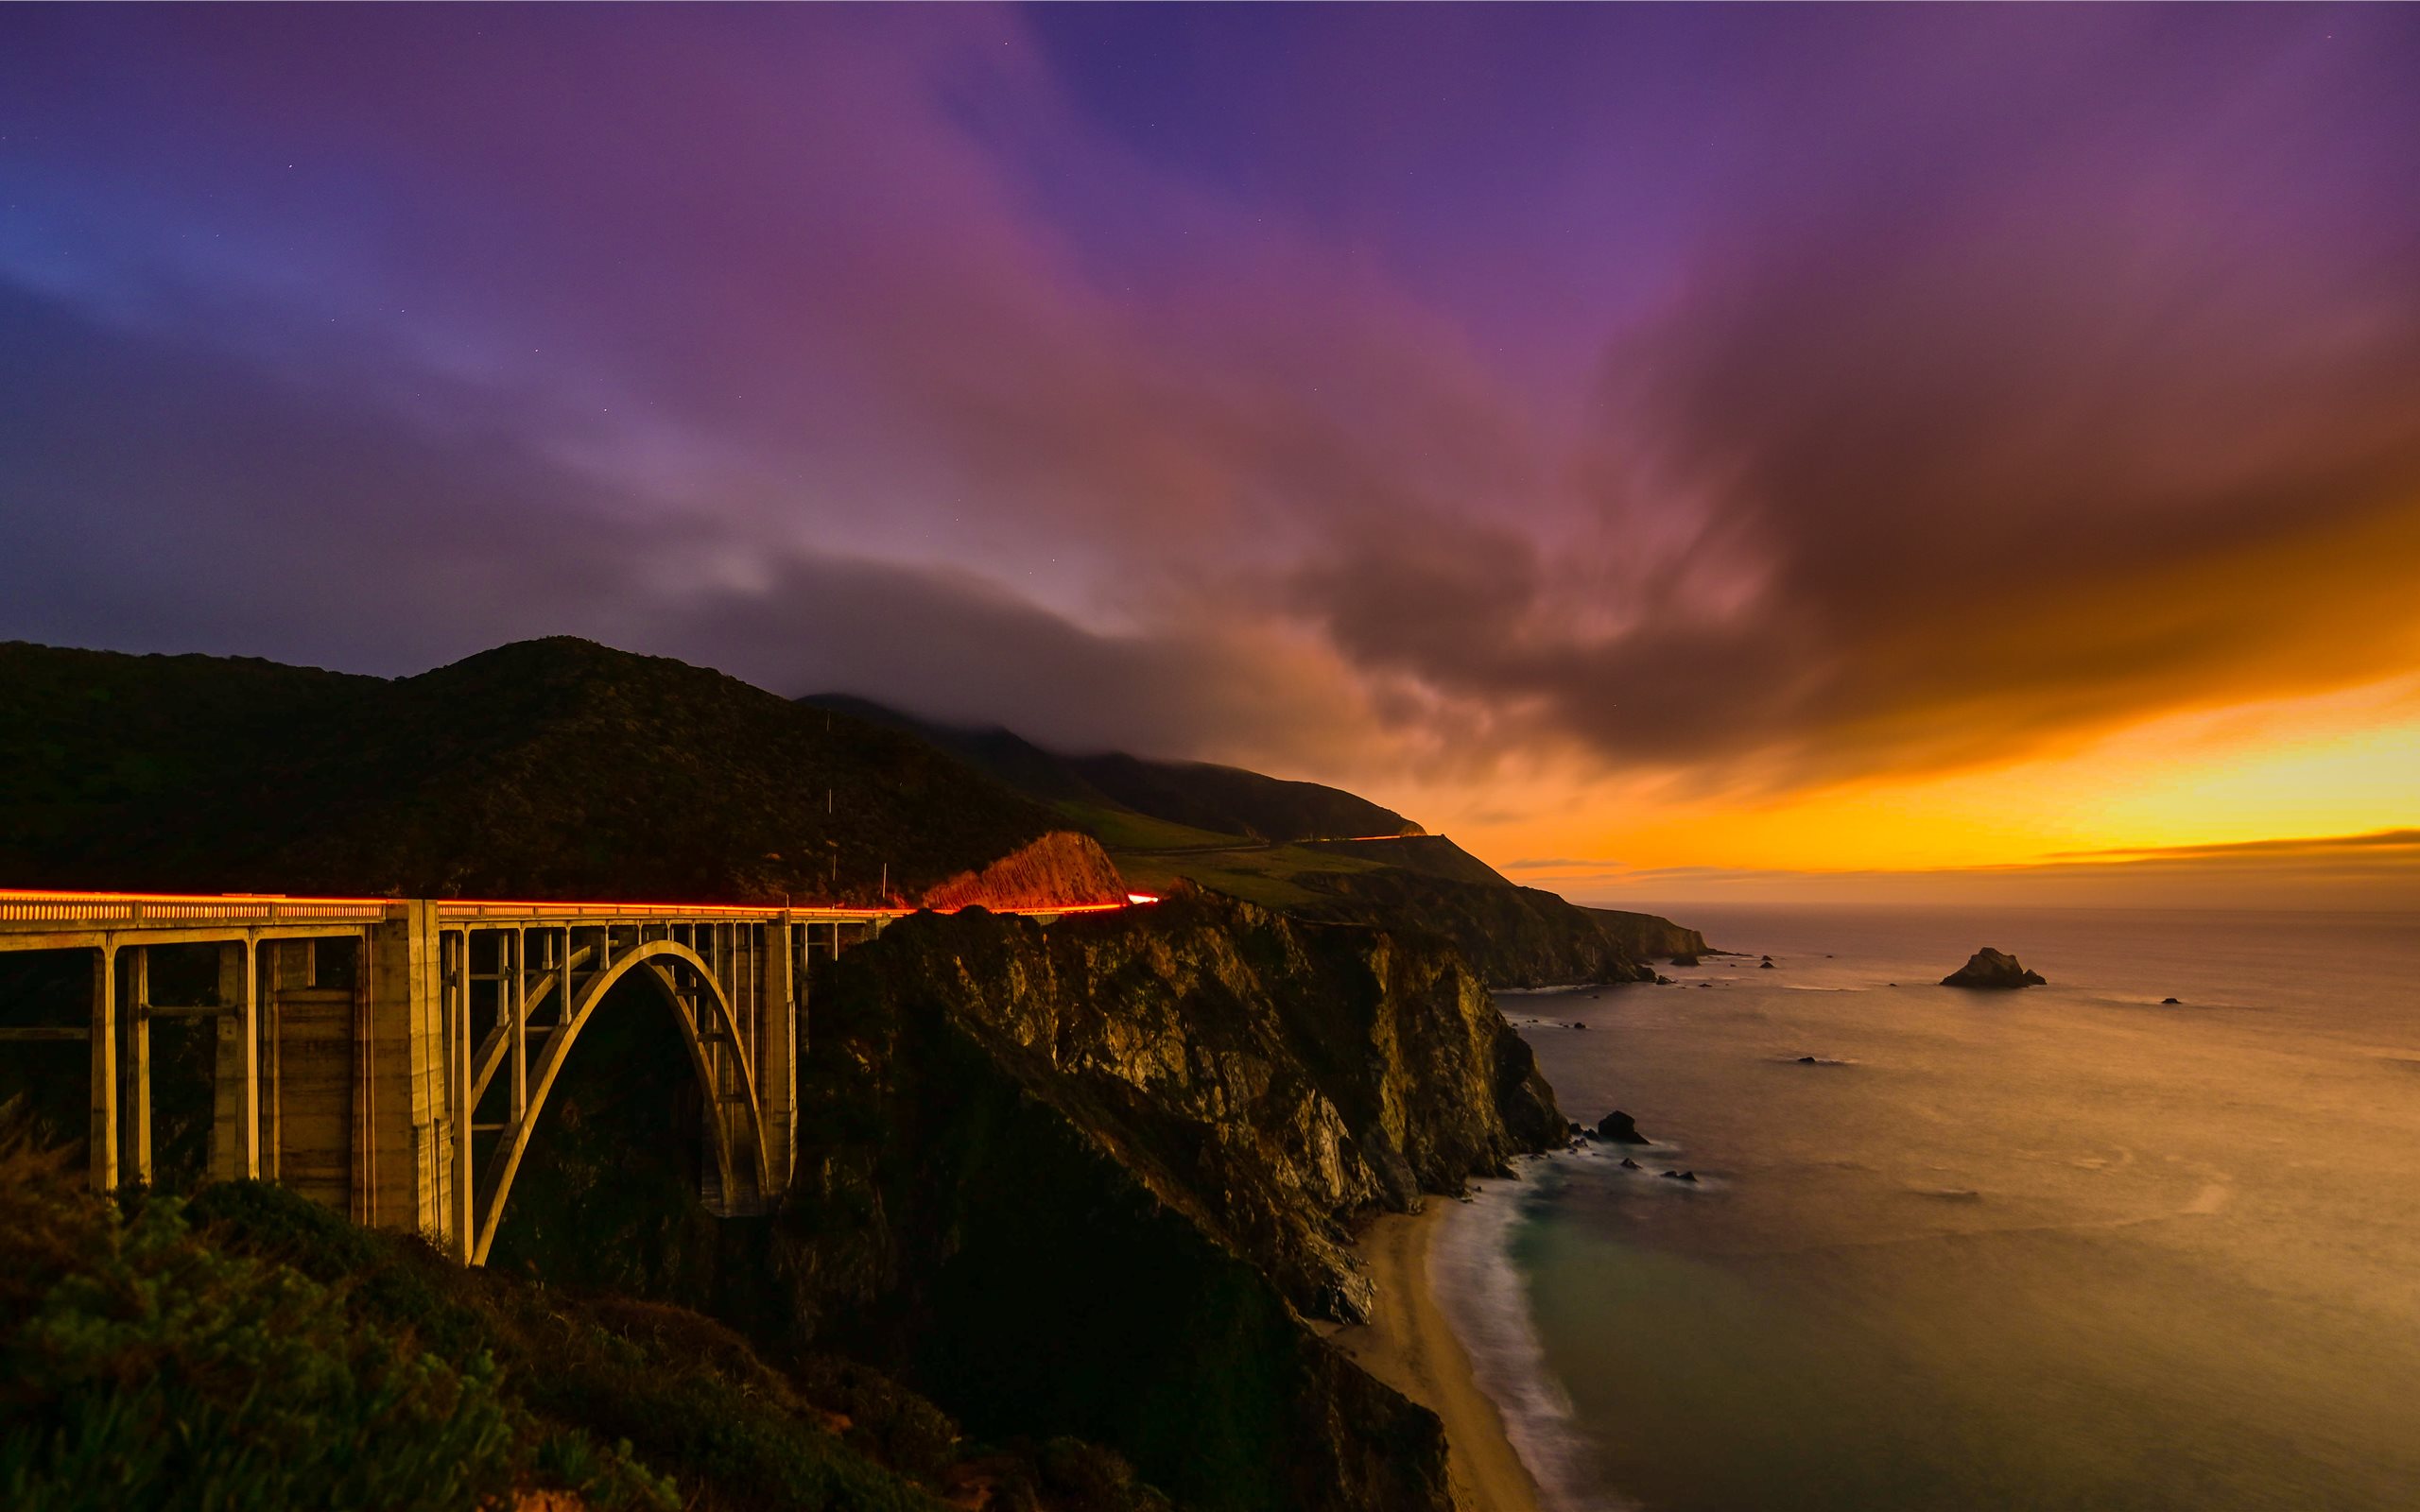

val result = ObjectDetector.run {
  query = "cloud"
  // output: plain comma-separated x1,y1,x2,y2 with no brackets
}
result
2047,831,2420,863
1273,12,2420,793
4,7,2419,816
1558,829,2420,911
0,277,1381,773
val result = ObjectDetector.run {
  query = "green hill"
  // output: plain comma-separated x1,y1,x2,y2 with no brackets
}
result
0,639,1119,905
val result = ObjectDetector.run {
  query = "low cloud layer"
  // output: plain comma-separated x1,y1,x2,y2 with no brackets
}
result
5,7,2417,814
1526,830,2420,911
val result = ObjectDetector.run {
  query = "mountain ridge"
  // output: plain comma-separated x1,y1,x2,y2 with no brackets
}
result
0,638,1122,907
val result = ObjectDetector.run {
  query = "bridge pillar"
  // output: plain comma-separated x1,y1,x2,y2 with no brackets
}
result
208,940,260,1181
761,921,799,1194
361,902,453,1247
268,942,365,1215
124,946,151,1187
89,943,116,1194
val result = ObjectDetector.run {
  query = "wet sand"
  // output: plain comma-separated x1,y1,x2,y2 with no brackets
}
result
1335,1203,1544,1512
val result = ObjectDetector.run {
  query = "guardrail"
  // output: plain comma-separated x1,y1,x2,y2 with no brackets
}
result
0,888,1146,929
0,890,395,925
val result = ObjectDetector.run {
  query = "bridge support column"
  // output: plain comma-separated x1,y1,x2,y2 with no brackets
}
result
361,902,451,1247
89,944,116,1194
761,921,798,1194
209,940,260,1181
124,946,151,1187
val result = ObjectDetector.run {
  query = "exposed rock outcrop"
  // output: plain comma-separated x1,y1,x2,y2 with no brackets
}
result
768,889,1567,1512
1941,947,2047,989
1584,907,1714,961
1292,870,1657,988
1596,1109,1650,1144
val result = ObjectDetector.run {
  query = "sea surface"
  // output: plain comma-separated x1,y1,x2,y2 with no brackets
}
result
1442,904,2420,1512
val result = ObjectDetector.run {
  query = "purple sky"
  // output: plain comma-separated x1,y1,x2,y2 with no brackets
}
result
6,6,2419,829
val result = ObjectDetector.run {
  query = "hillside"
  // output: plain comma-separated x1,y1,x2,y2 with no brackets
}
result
0,1136,1172,1512
804,697,1418,844
807,697,1706,986
0,639,1122,906
2,640,1590,1512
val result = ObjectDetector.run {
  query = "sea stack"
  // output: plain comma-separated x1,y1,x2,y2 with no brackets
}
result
1941,947,2047,989
1597,1109,1651,1144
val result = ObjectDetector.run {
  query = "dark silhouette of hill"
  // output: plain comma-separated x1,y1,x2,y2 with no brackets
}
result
804,696,1415,842
1061,751,1416,842
0,639,1118,904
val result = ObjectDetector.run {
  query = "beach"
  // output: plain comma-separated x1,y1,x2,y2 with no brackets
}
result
1335,1203,1544,1512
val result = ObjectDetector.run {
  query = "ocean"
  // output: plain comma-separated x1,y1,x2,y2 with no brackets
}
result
1442,904,2420,1512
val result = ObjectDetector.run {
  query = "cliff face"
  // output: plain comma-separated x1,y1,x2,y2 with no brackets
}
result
1585,906,1713,961
1290,869,1660,988
765,892,1566,1512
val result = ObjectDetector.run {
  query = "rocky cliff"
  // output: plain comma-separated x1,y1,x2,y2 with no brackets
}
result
1290,869,1660,988
1584,906,1713,961
705,891,1564,1512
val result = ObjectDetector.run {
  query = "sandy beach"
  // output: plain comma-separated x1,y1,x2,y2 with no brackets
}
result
1333,1203,1545,1512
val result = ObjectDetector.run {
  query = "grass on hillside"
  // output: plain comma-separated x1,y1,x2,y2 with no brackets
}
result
1107,843,1386,909
1047,801,1244,855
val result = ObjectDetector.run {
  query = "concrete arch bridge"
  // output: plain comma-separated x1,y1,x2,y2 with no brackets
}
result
0,889,1132,1263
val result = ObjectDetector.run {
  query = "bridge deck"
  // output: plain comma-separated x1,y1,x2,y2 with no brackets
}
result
0,888,1135,946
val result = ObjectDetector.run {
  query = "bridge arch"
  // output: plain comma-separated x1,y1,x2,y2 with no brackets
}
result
470,937,769,1265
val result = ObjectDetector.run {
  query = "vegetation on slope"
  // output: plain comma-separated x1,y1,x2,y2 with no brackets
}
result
0,639,1120,905
1055,752,1416,844
0,1126,1171,1512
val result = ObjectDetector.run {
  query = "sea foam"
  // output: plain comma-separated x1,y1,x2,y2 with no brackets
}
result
1431,1162,1641,1512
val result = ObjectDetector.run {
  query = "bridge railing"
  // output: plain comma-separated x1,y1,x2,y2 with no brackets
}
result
0,890,395,927
1,888,1143,932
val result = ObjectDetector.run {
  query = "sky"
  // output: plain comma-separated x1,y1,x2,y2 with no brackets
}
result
3,6,2416,908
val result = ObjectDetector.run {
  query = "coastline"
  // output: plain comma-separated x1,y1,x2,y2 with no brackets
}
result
1334,1202,1546,1512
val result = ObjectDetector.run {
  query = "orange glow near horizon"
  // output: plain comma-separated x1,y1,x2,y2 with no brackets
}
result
1390,674,2420,907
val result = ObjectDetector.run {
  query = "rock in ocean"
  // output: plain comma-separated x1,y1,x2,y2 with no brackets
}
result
1597,1109,1651,1144
1941,947,2047,989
